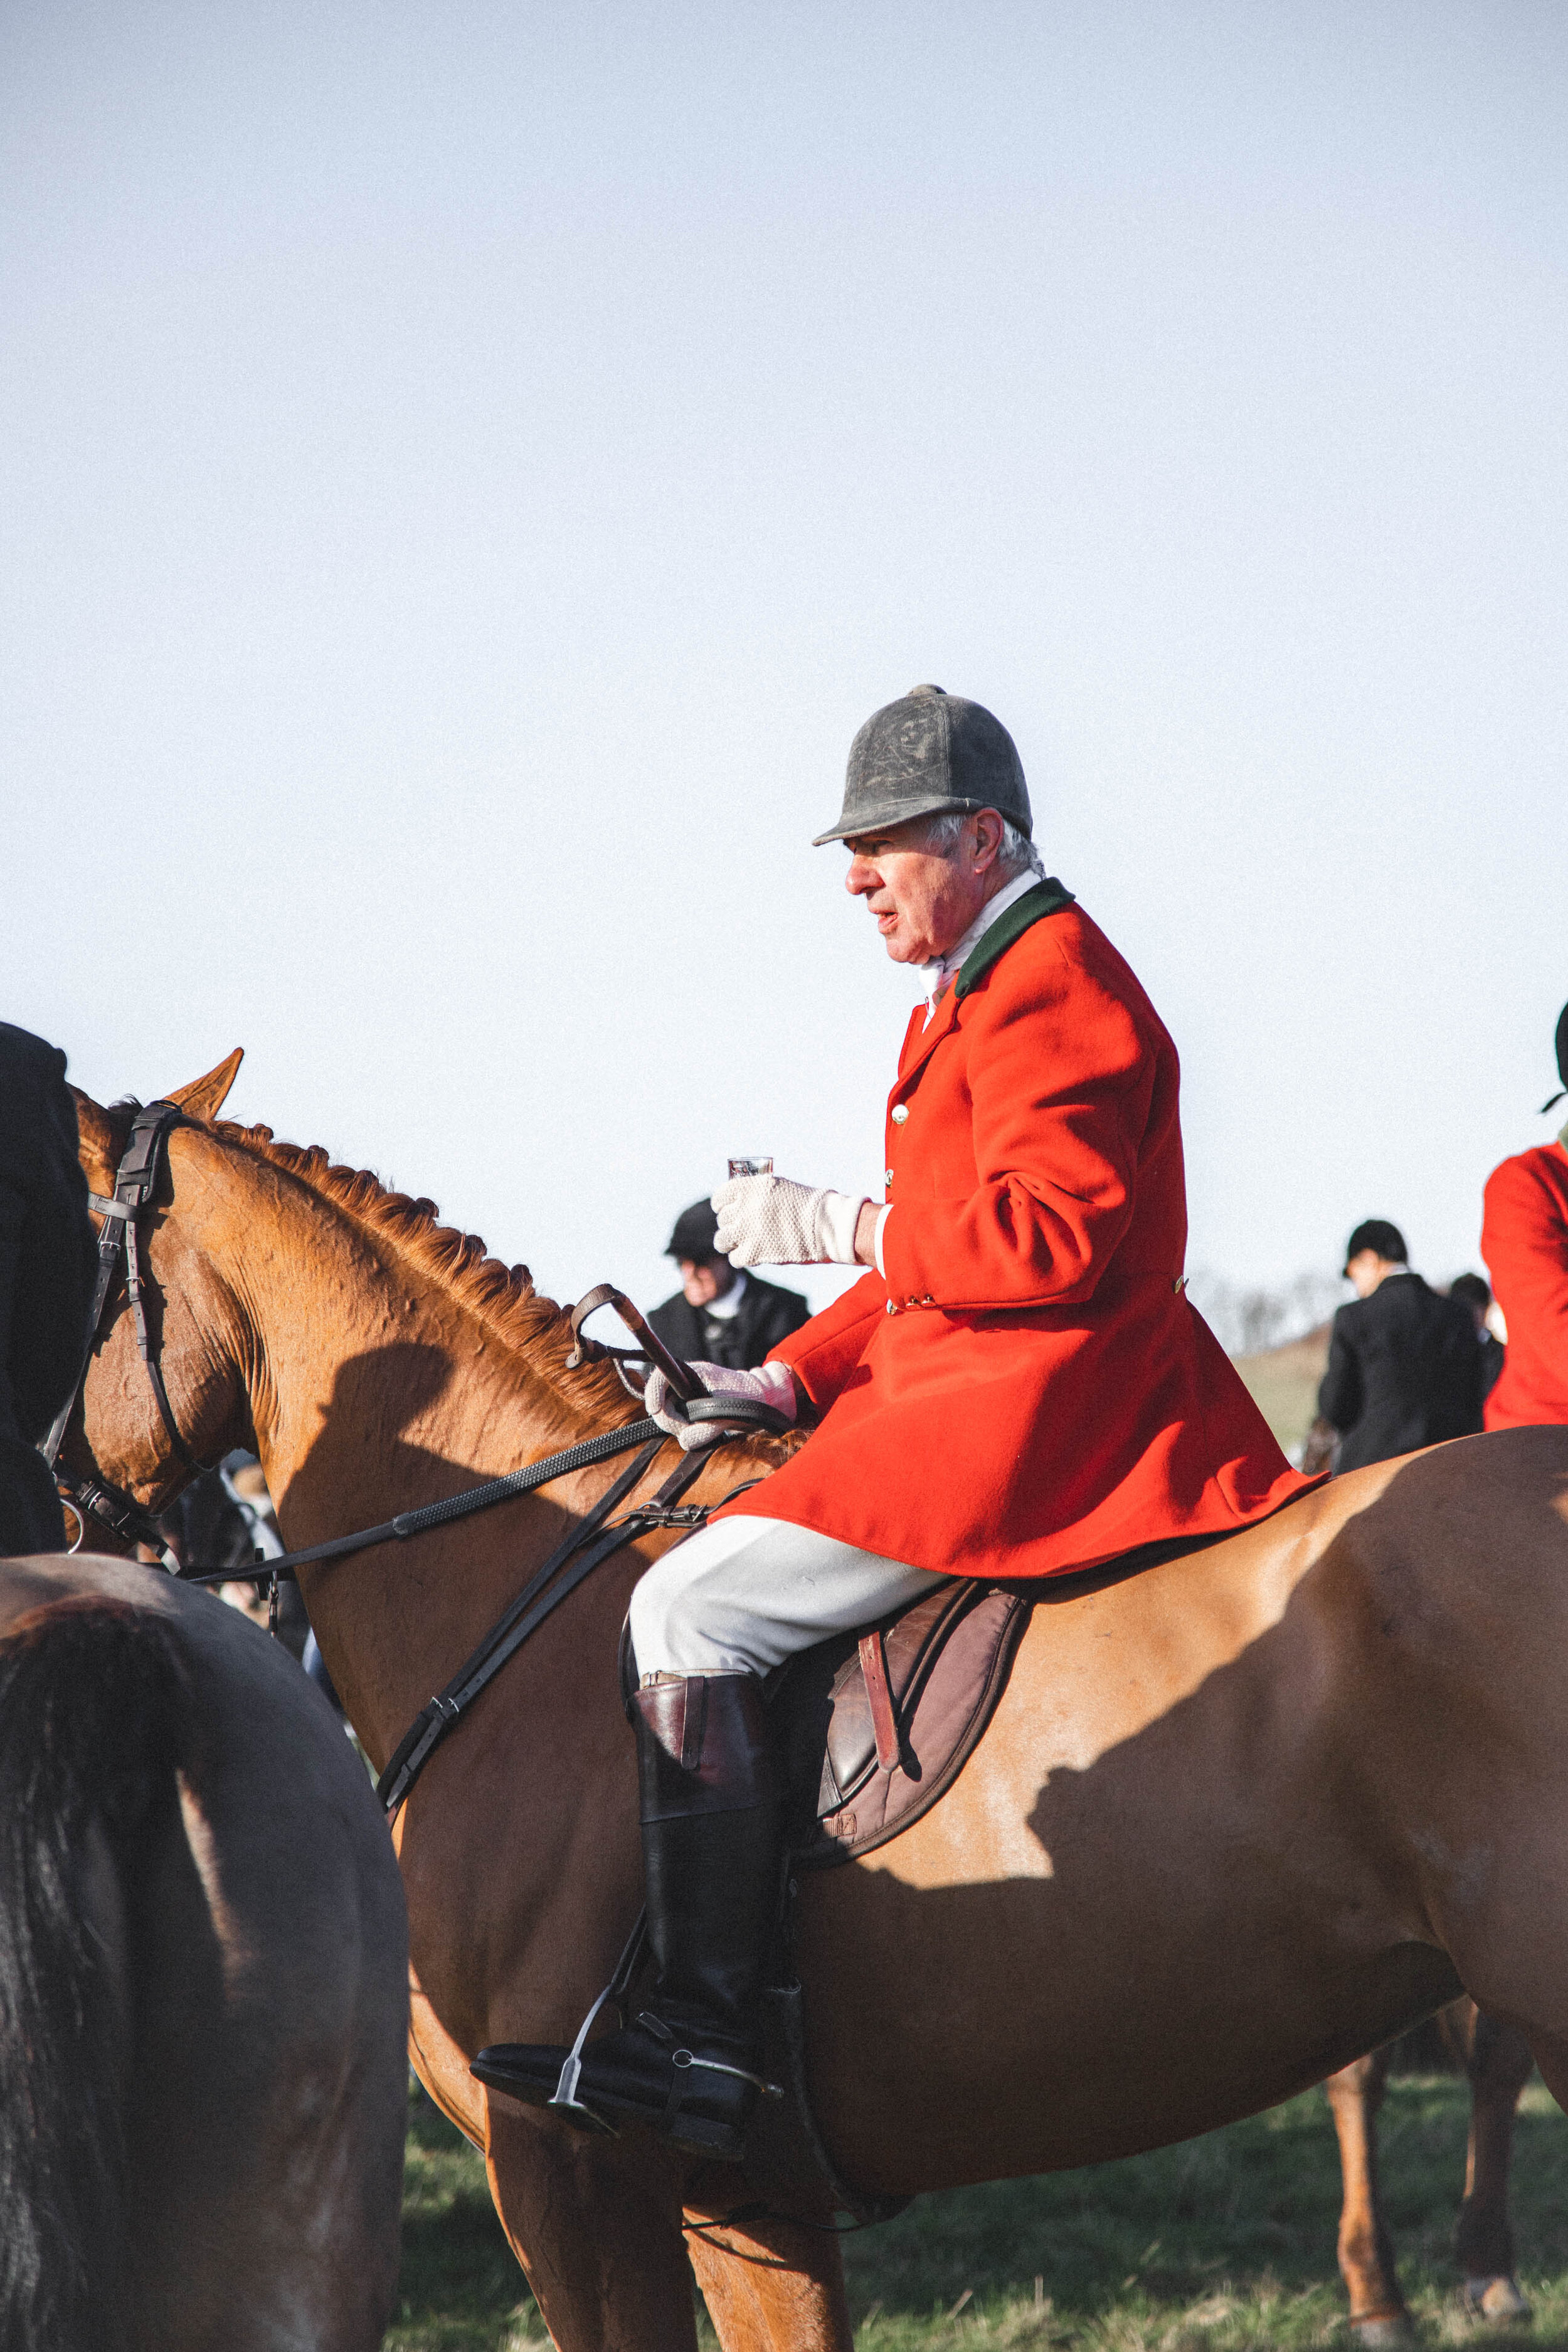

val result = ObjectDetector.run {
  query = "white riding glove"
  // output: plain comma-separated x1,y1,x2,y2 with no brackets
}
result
711,1174,866,1267
644,1359,800,1453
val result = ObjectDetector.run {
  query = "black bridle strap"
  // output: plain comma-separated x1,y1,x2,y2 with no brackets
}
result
119,1181,203,1476
378,1444,709,1816
43,1101,184,1471
44,1100,211,1555
171,1416,669,1586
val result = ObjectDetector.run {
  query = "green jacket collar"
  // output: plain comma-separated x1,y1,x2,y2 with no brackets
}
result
954,877,1076,1001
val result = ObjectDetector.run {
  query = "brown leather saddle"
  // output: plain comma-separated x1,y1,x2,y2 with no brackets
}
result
622,1577,1032,1867
768,1580,1030,1865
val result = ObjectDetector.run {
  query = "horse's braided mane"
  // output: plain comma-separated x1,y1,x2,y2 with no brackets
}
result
106,1097,795,1463
106,1098,636,1424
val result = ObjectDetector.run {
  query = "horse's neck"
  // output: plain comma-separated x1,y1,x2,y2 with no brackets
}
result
206,1147,572,1525
193,1134,620,1761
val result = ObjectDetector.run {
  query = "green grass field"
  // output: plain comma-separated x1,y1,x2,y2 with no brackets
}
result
388,2073,1568,2350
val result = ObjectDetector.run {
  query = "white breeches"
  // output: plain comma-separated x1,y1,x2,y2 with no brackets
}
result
628,1513,945,1679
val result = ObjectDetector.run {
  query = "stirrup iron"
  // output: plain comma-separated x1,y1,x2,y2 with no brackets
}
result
546,1909,650,2133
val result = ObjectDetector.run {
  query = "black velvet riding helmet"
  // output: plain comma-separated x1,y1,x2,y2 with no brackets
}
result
664,1199,723,1261
1542,1001,1568,1113
813,685,1032,846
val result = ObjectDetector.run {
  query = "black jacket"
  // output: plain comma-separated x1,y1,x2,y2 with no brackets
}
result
1318,1273,1485,1474
648,1273,810,1372
0,1025,96,1552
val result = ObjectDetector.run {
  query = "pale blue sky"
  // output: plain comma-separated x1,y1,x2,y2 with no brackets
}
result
3,1,1564,1322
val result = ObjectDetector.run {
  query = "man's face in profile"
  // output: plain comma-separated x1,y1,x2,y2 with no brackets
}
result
842,808,1005,965
679,1256,734,1308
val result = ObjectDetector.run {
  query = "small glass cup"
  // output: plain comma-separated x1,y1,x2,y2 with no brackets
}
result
728,1156,773,1179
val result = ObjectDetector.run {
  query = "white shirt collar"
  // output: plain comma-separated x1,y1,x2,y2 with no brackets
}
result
703,1269,749,1321
921,868,1042,1021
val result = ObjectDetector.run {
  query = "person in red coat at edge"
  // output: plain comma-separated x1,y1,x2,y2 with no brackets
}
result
474,685,1320,2156
1481,1002,1568,1431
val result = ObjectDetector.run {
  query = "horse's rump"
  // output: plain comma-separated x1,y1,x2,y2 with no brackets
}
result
0,1591,192,2352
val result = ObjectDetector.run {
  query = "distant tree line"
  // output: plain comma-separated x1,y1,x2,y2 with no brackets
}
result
1185,1271,1343,1359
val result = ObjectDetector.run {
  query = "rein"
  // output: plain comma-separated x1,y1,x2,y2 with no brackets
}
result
172,1419,670,1585
376,1443,723,1814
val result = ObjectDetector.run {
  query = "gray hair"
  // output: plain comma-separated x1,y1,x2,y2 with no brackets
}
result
918,808,1044,882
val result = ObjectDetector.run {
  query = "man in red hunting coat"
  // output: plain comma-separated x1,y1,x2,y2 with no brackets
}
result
476,686,1317,2156
1482,1003,1568,1433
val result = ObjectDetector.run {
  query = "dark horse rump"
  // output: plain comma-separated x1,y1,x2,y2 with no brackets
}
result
0,1555,409,2352
0,1592,186,2350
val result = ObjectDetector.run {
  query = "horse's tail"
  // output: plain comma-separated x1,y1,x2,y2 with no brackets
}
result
0,1592,193,2352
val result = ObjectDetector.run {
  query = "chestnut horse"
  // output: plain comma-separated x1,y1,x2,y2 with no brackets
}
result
60,1058,1568,2352
0,1549,408,2350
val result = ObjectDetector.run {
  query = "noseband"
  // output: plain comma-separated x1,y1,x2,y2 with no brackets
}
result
43,1101,213,1556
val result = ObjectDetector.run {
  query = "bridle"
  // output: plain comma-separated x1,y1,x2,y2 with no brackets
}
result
43,1100,213,1557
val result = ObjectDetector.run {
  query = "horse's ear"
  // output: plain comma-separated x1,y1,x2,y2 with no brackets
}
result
70,1087,115,1162
166,1048,244,1123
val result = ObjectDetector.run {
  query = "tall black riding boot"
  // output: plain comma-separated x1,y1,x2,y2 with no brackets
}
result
472,1670,783,2160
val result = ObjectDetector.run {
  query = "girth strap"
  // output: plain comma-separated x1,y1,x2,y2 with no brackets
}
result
377,1443,712,1816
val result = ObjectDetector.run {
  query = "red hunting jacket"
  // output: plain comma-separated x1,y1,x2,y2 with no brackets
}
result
1481,1142,1568,1431
718,884,1317,1580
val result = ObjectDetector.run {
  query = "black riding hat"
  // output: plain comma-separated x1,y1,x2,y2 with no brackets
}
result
813,684,1032,847
1343,1219,1407,1276
1543,1000,1568,1114
665,1199,723,1261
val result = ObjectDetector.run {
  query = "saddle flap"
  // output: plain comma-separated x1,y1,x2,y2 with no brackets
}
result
769,1580,1030,1868
817,1580,981,1808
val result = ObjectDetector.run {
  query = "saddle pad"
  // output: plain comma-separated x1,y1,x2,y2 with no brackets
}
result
768,1581,1030,1868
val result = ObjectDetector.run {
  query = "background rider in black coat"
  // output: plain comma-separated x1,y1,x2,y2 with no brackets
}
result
648,1199,808,1371
1317,1217,1484,1474
0,1024,96,1552
1448,1269,1506,1404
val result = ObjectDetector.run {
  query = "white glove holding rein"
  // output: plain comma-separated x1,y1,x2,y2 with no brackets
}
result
711,1174,867,1267
644,1359,800,1453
